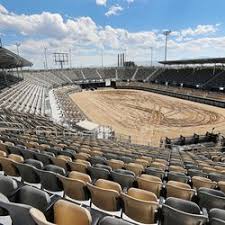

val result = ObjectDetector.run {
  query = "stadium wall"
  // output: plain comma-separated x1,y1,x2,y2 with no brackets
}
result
116,82,225,108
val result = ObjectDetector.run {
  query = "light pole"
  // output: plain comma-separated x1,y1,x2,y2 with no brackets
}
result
15,43,21,56
150,47,153,67
163,30,171,62
44,47,48,69
69,49,72,68
101,49,104,68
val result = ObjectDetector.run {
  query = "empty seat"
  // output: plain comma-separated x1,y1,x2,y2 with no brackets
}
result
90,156,107,165
0,193,36,225
121,188,158,224
111,169,135,189
52,155,72,171
36,166,65,192
167,181,195,200
125,163,144,176
192,176,216,190
58,171,91,201
162,197,207,225
188,169,207,178
98,216,133,225
145,167,164,179
218,181,225,193
107,159,124,170
68,160,90,173
0,155,23,177
137,174,162,197
87,179,121,212
198,187,225,211
209,208,225,225
30,199,92,225
87,166,110,181
0,175,18,197
16,163,40,184
167,171,189,183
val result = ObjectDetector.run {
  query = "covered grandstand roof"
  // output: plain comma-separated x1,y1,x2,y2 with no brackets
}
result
159,57,225,65
0,47,32,69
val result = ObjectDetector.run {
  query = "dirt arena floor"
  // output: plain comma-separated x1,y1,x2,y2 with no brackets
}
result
70,89,225,146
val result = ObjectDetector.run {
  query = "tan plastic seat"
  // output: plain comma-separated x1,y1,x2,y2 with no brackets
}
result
202,167,217,174
68,161,90,174
58,172,91,201
8,154,24,163
52,155,72,170
154,159,167,165
0,155,24,176
140,156,152,164
125,163,144,176
0,141,14,154
135,159,149,167
76,153,90,161
90,151,103,157
107,159,124,170
192,176,216,190
30,199,92,225
166,181,195,200
87,179,122,211
169,165,186,173
38,144,50,151
137,174,162,197
0,150,7,157
121,188,158,224
151,162,166,171
25,141,39,149
218,181,225,193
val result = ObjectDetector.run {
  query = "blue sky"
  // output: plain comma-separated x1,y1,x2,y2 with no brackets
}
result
0,0,224,68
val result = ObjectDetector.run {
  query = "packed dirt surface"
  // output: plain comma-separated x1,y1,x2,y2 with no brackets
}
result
70,89,225,146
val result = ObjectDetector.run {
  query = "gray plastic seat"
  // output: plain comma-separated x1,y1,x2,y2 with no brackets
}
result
110,169,135,189
98,216,134,225
162,197,207,225
198,187,225,211
209,208,225,225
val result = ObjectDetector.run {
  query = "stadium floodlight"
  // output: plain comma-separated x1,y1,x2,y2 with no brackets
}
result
150,47,153,67
15,43,21,56
44,47,48,69
163,30,171,62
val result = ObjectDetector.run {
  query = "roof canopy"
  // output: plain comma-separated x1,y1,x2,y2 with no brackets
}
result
0,47,32,69
159,58,225,65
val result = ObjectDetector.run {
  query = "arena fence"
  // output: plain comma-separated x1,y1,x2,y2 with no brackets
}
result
117,83,225,108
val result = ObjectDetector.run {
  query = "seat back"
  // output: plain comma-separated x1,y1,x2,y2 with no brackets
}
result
111,170,135,189
137,175,162,197
0,176,18,197
87,183,120,211
167,181,195,200
15,186,51,212
54,199,92,225
162,197,207,225
87,166,110,181
121,188,158,224
58,175,89,201
16,163,40,184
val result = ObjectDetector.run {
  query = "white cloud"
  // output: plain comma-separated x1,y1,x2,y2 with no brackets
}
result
0,4,8,14
96,0,107,6
0,4,223,68
105,5,123,17
171,24,219,42
127,0,134,3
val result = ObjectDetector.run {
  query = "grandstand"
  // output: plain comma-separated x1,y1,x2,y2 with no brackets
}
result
2,43,225,225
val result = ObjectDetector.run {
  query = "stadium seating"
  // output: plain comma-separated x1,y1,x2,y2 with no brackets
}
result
0,127,225,225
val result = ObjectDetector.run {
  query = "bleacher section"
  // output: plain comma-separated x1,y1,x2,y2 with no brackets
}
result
0,127,225,225
0,71,22,91
53,85,86,126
